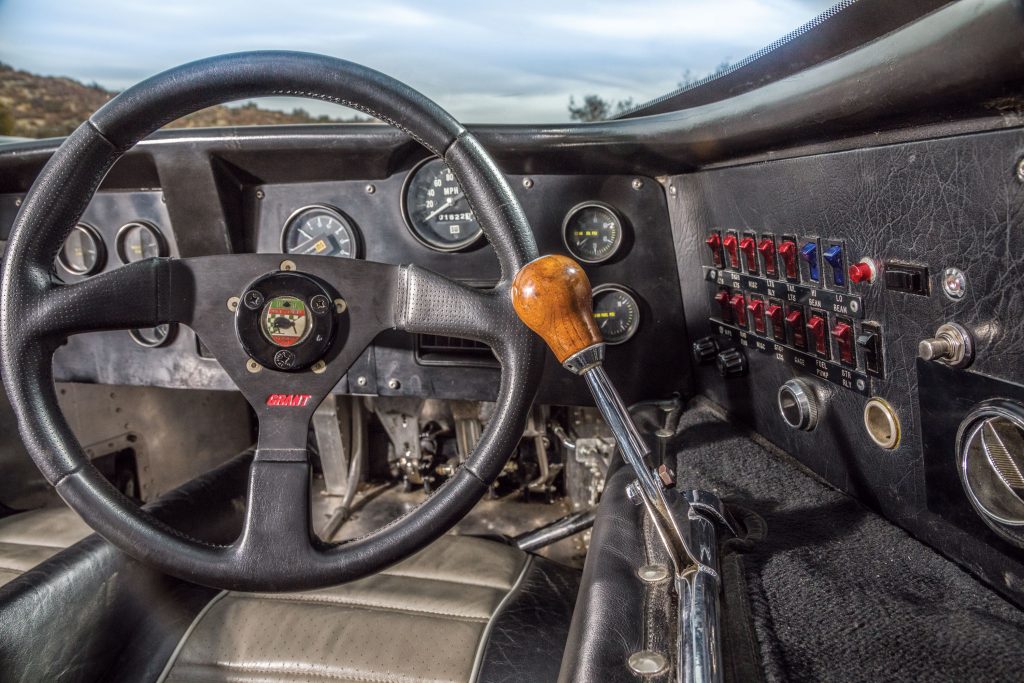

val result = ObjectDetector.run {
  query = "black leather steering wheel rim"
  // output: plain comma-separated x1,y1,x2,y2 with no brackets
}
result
0,51,544,591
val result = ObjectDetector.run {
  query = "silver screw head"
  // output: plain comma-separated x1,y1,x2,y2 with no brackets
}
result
280,259,297,271
243,289,264,310
627,651,668,676
255,189,265,200
387,378,401,390
311,360,327,374
365,183,376,194
227,296,240,312
856,378,867,392
637,564,670,583
942,267,967,300
1016,157,1024,183
245,359,262,373
849,299,860,313
522,177,534,189
631,178,644,190
14,197,21,207
356,376,368,387
334,298,348,314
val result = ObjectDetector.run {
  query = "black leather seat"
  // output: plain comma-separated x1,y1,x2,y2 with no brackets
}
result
0,507,92,587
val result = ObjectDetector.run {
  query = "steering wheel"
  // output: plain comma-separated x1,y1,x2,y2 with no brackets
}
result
0,51,544,591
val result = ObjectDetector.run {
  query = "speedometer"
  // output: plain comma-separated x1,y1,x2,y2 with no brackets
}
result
402,158,483,251
281,205,359,258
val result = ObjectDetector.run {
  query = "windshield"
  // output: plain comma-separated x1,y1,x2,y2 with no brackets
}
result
0,0,835,137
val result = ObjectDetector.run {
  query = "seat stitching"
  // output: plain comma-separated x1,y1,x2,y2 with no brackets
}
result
229,593,491,623
174,661,430,683
378,568,515,590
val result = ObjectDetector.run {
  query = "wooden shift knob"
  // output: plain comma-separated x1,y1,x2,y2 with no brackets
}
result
511,254,603,363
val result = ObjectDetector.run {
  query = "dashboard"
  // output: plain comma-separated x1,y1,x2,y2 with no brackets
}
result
0,133,688,407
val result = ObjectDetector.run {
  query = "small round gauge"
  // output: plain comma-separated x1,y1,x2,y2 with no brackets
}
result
591,284,640,345
129,323,177,348
563,202,624,264
116,221,167,264
57,223,105,276
281,205,359,258
402,158,483,251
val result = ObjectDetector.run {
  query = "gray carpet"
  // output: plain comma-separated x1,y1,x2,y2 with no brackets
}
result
669,402,1024,682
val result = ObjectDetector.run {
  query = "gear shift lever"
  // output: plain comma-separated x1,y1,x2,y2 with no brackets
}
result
513,254,730,683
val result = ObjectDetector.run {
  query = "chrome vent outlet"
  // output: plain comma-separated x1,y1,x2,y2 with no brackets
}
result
957,399,1024,545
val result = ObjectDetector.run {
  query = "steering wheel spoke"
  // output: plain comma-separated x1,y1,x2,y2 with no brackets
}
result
33,258,189,340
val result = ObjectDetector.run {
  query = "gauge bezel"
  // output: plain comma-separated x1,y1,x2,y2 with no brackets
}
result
592,283,641,345
562,201,624,264
280,204,361,259
115,220,168,264
129,323,178,348
57,222,106,276
401,157,485,253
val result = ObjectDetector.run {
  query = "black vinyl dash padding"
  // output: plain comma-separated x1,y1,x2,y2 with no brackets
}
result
672,403,1024,682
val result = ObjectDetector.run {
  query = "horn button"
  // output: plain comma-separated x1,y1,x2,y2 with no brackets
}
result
235,271,340,372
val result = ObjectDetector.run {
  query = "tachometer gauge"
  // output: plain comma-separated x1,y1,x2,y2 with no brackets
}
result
402,158,483,251
116,221,167,263
591,284,640,345
281,205,359,258
57,223,105,276
563,202,623,264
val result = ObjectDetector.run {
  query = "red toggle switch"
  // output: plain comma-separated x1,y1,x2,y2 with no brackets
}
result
739,236,758,274
807,314,828,356
729,293,747,328
848,258,877,284
747,298,766,334
705,233,724,268
786,308,806,349
778,240,799,279
758,238,777,277
832,321,854,365
714,289,732,323
722,233,740,269
766,303,785,341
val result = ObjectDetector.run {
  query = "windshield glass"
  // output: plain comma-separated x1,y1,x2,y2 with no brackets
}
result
0,0,835,137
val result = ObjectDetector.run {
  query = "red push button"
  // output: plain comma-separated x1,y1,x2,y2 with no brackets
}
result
848,259,876,284
807,314,828,356
832,321,854,365
722,233,740,269
705,233,723,268
739,237,758,274
766,303,785,341
758,238,777,277
778,240,799,279
729,293,747,328
748,299,766,334
786,308,806,349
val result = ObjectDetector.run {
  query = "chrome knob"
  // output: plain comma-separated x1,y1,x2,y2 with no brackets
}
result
778,379,820,431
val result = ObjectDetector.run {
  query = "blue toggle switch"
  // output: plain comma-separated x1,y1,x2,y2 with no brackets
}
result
800,242,819,281
823,245,844,286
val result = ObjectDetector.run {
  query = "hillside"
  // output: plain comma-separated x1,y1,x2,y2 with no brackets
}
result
0,63,368,138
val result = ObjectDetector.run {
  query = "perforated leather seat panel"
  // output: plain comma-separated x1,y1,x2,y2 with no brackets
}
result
0,507,92,587
160,535,533,683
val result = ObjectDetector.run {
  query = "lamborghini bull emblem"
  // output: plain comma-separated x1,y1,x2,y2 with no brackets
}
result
261,296,310,347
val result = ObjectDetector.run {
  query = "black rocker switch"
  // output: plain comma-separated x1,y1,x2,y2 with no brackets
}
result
856,322,884,378
883,263,929,296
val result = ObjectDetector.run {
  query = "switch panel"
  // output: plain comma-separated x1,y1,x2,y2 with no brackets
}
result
758,236,777,278
807,311,829,358
766,300,785,342
831,317,855,366
823,242,846,288
705,232,724,268
723,232,740,270
748,296,766,334
856,321,885,378
778,237,799,282
801,241,820,282
740,234,759,275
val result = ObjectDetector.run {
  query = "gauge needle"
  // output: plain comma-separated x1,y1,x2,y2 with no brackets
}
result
424,193,462,221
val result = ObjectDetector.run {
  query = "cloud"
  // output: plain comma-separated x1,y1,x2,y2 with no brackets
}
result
0,0,837,122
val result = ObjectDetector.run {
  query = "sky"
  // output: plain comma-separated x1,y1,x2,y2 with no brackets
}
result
0,0,837,123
